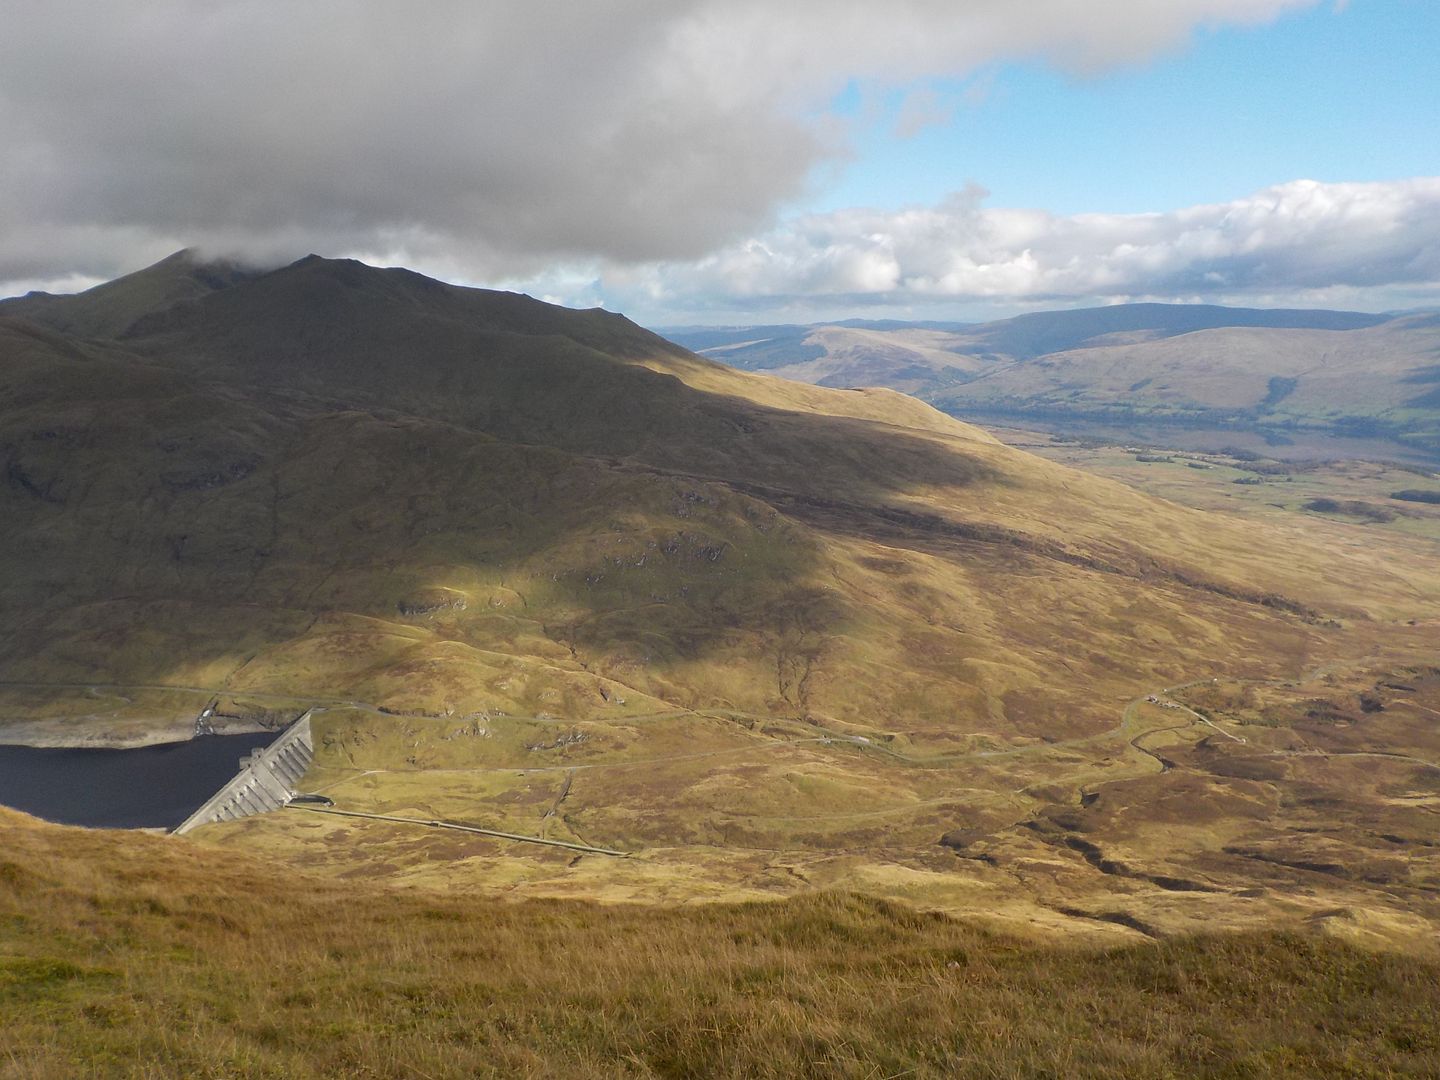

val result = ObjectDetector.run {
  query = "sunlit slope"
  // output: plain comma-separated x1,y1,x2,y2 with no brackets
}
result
7,805,1438,1078
722,324,994,394
2,255,1436,751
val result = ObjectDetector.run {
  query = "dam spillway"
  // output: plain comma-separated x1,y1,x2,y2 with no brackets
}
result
172,711,314,835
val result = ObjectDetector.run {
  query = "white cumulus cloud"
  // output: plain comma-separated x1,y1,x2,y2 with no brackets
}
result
582,178,1440,320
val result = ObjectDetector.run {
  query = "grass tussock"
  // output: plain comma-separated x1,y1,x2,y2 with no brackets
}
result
2,810,1438,1078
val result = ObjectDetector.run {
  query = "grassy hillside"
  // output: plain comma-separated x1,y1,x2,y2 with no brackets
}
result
946,303,1387,359
3,253,1438,940
8,254,1415,739
4,807,1439,1079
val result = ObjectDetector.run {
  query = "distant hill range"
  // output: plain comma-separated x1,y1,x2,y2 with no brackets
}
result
664,304,1440,461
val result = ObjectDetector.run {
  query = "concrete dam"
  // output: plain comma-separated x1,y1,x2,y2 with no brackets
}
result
169,708,628,856
173,711,315,835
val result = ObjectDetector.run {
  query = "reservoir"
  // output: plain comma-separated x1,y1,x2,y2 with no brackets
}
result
0,731,280,830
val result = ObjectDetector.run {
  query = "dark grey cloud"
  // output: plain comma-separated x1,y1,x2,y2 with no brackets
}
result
1,0,1316,294
2,2,815,281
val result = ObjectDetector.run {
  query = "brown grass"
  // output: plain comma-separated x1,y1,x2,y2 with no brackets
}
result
3,809,1438,1079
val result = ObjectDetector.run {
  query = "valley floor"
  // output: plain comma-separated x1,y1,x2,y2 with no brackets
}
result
985,426,1440,544
8,637,1432,954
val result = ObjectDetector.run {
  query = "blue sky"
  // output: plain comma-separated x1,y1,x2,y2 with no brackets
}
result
811,2,1440,219
597,0,1440,324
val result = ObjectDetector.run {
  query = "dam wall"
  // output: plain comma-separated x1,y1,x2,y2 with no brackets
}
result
172,711,314,835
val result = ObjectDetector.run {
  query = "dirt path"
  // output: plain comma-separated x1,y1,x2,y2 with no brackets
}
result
286,804,630,856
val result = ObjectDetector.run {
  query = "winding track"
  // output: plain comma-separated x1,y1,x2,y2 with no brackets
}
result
285,804,630,857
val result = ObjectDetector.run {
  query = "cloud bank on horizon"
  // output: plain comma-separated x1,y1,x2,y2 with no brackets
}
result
602,177,1440,321
3,0,1436,319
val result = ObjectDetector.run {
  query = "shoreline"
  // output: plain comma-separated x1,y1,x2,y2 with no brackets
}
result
0,719,275,750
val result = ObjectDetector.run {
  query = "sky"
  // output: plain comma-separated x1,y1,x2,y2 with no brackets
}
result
2,0,1438,326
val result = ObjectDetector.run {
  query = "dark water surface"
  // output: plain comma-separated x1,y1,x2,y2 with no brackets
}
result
0,732,279,829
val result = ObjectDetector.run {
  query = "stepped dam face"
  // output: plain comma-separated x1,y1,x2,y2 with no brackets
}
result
0,730,283,830
173,714,314,834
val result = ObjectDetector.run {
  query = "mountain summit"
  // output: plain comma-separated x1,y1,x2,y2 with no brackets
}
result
1,248,260,340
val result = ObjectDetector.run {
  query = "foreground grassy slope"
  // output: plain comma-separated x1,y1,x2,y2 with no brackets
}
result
3,807,1439,1079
